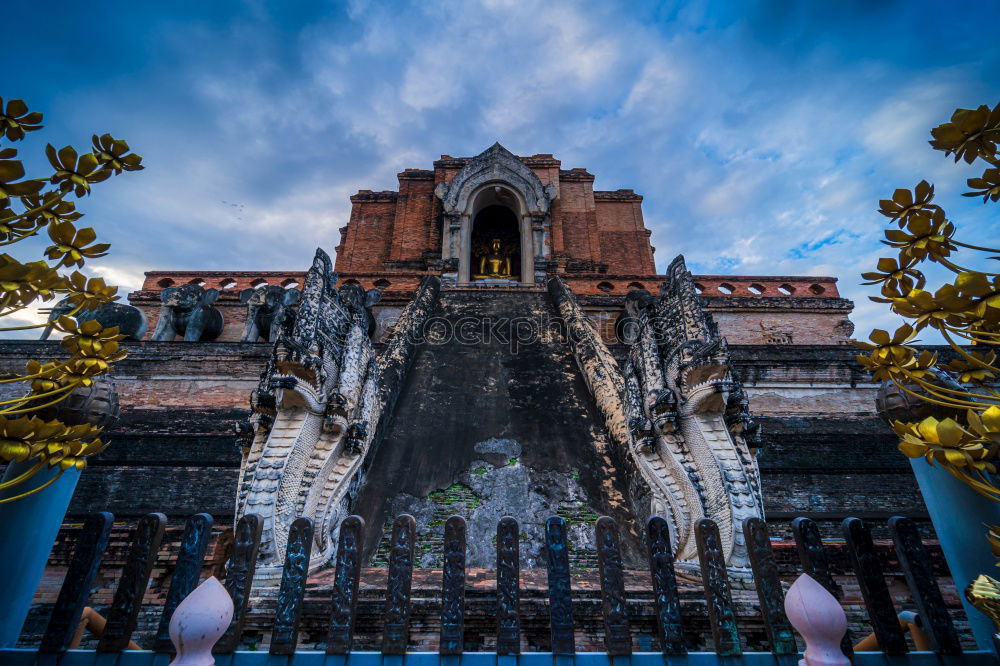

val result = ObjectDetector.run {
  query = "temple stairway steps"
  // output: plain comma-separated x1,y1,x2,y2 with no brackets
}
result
355,289,641,567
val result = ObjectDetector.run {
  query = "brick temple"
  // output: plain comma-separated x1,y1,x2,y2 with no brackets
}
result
9,144,968,649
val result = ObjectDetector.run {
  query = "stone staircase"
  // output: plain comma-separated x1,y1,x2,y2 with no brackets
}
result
355,289,642,567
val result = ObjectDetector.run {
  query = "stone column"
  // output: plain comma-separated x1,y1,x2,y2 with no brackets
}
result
442,213,461,284
520,213,533,284
458,215,472,284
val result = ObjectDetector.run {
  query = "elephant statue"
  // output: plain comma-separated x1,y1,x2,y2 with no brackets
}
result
239,285,302,342
40,298,148,341
151,283,224,341
338,283,382,338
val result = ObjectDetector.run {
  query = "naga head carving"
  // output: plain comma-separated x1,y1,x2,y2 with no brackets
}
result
264,249,343,413
656,256,734,415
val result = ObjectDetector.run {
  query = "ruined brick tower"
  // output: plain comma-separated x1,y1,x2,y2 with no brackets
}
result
119,143,861,575
10,144,937,649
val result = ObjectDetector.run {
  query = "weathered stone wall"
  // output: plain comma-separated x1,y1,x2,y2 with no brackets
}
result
0,339,908,527
5,335,959,650
356,289,642,568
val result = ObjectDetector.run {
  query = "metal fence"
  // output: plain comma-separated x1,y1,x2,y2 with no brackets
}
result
2,511,996,665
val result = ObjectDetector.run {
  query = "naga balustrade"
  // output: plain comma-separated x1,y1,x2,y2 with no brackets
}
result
2,512,994,665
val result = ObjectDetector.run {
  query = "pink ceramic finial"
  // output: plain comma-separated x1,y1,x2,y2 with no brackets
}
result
784,573,850,666
168,576,234,666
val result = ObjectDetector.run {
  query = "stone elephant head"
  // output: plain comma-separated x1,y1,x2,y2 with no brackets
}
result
337,283,382,338
151,283,224,342
40,298,148,341
614,287,655,344
239,285,301,342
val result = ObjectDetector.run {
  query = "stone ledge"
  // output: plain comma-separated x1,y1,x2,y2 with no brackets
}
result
594,189,642,201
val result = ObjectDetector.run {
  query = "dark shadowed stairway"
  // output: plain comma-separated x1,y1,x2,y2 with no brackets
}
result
355,288,642,567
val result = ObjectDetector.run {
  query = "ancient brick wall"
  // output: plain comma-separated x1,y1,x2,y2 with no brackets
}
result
594,191,655,274
336,191,397,273
328,150,661,282
387,170,438,266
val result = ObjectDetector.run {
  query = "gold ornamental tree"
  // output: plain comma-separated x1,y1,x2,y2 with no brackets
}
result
0,97,142,502
857,102,1000,503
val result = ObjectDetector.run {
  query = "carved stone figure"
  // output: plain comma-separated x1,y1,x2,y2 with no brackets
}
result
235,248,438,580
40,298,148,341
151,283,224,342
548,254,764,576
239,285,302,342
620,256,763,572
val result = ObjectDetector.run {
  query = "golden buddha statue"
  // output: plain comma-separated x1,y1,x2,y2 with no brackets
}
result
474,238,513,279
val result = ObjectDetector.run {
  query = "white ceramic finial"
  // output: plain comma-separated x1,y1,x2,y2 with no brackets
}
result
168,576,234,666
784,573,850,666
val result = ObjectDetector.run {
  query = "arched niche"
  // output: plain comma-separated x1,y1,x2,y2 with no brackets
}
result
434,143,557,285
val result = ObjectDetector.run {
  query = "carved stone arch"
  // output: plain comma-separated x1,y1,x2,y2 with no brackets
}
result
434,143,557,285
437,143,554,216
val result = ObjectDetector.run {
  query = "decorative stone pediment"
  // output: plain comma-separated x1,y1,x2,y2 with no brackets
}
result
434,143,557,216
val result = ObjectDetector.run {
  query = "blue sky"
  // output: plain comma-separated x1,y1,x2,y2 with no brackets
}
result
5,0,999,341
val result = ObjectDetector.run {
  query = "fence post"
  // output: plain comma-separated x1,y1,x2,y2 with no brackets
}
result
269,516,314,655
842,518,907,655
382,514,416,655
596,516,631,656
440,515,467,656
695,518,741,656
545,516,575,655
327,515,365,655
647,516,686,655
214,513,263,654
791,517,852,657
154,513,214,653
496,515,521,656
39,512,114,653
888,516,963,655
743,517,797,659
98,512,167,652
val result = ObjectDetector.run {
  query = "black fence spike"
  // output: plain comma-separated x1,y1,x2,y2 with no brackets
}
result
889,516,963,655
596,516,632,656
743,517,797,657
545,516,575,655
97,512,166,652
842,517,908,655
496,515,521,655
791,516,853,657
214,513,263,654
39,512,114,654
269,516,314,655
327,515,365,655
382,514,416,655
791,517,839,594
695,518,741,657
646,516,686,655
440,515,467,656
153,513,213,653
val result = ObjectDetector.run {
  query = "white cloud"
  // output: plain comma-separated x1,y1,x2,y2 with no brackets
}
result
23,0,996,347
